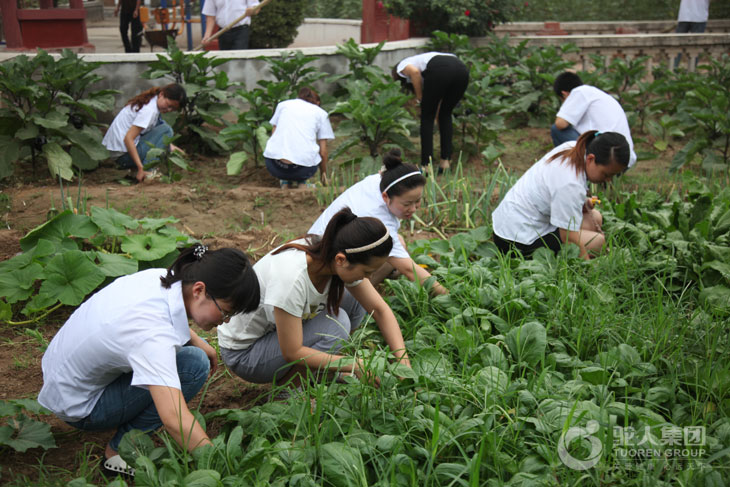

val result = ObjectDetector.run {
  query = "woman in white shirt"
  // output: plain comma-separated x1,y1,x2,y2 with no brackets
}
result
39,245,260,477
263,87,334,188
309,149,448,295
218,208,410,388
102,83,186,183
392,52,469,173
492,131,630,259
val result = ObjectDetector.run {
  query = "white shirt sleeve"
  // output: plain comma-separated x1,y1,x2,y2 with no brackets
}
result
128,332,182,390
317,114,335,141
549,181,586,232
556,90,588,127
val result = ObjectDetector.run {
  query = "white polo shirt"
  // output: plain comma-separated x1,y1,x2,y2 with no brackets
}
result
557,85,637,168
396,52,455,82
263,98,334,167
678,0,709,22
202,0,259,29
38,269,192,423
102,97,161,153
492,141,587,245
308,174,409,260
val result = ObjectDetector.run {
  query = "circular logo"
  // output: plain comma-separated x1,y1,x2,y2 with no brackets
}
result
558,420,603,470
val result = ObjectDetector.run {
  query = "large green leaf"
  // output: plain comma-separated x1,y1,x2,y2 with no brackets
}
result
20,211,97,251
92,251,138,277
137,216,179,231
38,250,106,306
319,442,366,487
183,470,221,487
0,136,20,180
65,127,110,161
699,285,730,316
0,416,56,452
227,151,248,176
121,233,178,261
69,146,99,171
505,321,547,367
0,263,43,303
90,207,139,237
43,142,74,181
31,110,67,129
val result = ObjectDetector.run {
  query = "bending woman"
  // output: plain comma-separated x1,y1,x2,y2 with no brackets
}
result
392,52,469,173
309,149,448,295
102,83,187,183
263,87,334,188
218,208,410,388
492,131,629,259
39,245,260,476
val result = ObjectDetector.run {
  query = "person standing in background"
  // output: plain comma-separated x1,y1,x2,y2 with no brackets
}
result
201,0,261,50
675,0,710,68
115,0,143,53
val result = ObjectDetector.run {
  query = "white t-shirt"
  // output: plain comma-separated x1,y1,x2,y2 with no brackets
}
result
102,97,161,153
396,52,455,82
202,0,259,29
38,269,192,422
308,174,409,260
557,85,637,168
263,99,335,167
492,141,587,245
217,243,331,350
678,0,709,22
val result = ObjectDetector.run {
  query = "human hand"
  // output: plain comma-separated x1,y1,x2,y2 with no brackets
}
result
199,341,218,376
133,8,139,18
320,171,329,187
170,143,185,155
136,168,147,183
353,358,380,387
114,6,120,16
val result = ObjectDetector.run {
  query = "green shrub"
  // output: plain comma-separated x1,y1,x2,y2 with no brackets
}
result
250,0,306,49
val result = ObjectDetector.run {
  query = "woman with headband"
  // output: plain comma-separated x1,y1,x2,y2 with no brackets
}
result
492,131,629,259
218,207,410,389
308,149,448,295
38,245,260,477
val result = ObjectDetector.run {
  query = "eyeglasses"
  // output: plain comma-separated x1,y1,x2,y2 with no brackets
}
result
209,295,232,321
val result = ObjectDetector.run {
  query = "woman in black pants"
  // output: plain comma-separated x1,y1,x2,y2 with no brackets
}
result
393,52,469,173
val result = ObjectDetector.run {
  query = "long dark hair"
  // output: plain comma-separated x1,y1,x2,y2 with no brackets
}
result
379,148,426,198
277,208,392,314
126,83,187,111
161,244,260,316
548,130,630,176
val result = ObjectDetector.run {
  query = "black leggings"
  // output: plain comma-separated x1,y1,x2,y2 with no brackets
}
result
420,56,469,166
493,229,563,258
119,9,142,53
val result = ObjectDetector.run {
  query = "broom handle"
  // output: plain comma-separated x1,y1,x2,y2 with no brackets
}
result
193,0,273,51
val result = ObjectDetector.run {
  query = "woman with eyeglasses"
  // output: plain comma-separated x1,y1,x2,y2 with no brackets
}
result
39,245,260,477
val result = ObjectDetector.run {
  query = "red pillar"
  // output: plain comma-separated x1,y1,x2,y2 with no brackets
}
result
0,0,23,48
361,0,409,44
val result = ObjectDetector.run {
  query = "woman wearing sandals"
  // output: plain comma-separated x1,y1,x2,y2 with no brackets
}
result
491,131,630,259
392,52,469,174
308,149,448,295
38,245,260,476
102,83,187,183
218,208,410,390
263,87,334,189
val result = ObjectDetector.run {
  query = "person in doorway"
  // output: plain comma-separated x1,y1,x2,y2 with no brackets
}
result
201,0,261,50
38,245,260,477
551,71,637,169
308,149,448,295
392,52,469,174
492,131,630,260
218,208,410,390
114,0,142,53
263,87,334,188
102,83,186,183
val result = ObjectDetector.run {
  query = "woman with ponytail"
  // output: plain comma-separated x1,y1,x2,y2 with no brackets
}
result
219,208,410,388
39,245,259,477
103,83,187,183
309,149,448,295
492,131,630,259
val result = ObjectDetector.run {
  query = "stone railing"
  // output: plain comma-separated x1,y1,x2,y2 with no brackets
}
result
493,19,730,36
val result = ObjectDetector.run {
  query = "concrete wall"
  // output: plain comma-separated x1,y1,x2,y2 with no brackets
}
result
494,19,730,35
289,18,362,48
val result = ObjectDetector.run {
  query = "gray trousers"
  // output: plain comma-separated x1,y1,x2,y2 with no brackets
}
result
221,290,366,384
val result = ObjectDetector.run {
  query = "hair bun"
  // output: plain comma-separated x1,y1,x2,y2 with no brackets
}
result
382,149,403,171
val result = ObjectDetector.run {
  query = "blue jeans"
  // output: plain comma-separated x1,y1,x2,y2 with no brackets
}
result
265,157,319,182
116,120,173,169
550,124,581,147
66,346,209,451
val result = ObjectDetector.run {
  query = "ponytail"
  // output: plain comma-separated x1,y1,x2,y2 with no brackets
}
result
126,83,187,111
277,208,392,314
548,130,630,176
379,149,426,197
161,244,260,316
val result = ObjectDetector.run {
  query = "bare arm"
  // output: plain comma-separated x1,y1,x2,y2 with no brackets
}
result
401,64,423,102
348,280,410,367
554,116,571,130
149,386,211,451
123,124,146,182
388,256,448,295
202,15,216,43
188,329,218,376
318,139,328,185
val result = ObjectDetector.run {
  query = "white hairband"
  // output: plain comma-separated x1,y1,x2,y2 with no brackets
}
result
344,232,390,254
383,171,422,193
